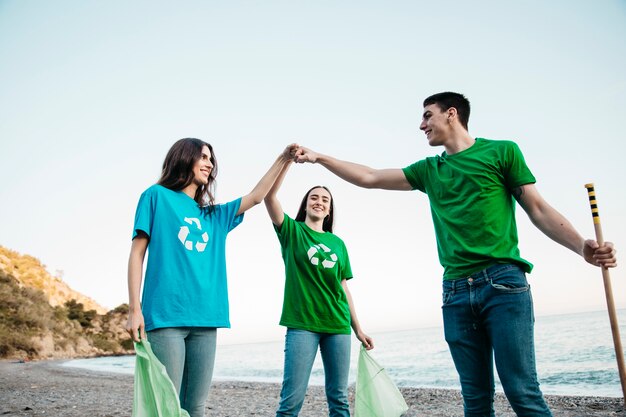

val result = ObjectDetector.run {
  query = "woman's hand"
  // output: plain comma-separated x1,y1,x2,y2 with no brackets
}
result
357,331,374,350
126,307,146,342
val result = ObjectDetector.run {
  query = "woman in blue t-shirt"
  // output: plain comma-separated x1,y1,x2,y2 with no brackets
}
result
126,138,296,417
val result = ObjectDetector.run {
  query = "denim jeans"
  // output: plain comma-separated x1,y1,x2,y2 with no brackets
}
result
442,264,552,417
276,329,351,417
147,327,217,417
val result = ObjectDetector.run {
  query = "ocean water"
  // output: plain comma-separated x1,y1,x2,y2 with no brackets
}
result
64,309,626,397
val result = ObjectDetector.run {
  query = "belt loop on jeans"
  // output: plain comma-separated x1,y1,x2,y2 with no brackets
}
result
445,278,457,294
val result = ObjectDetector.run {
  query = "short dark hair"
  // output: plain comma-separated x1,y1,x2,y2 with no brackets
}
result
158,138,217,214
423,92,470,130
295,186,335,233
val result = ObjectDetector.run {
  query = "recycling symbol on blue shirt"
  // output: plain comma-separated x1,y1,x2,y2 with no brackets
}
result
178,217,209,252
307,243,337,268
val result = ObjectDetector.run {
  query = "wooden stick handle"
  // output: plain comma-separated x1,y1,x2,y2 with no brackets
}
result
585,183,626,405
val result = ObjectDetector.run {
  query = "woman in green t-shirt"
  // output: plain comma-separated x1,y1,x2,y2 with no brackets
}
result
264,160,374,416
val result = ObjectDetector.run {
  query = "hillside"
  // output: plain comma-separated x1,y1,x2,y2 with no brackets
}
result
0,245,133,360
0,246,107,314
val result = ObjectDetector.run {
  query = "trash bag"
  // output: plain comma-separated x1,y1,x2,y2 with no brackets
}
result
354,345,409,417
132,339,190,417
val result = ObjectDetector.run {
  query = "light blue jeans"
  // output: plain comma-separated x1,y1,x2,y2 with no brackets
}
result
442,264,552,417
276,329,351,417
147,327,217,417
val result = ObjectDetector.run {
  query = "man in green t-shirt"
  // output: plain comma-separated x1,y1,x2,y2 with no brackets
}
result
294,92,617,416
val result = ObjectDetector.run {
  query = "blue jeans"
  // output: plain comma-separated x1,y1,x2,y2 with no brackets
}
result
147,327,217,417
442,264,552,417
276,329,351,417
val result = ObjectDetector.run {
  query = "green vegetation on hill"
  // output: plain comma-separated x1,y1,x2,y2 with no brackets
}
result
0,247,133,360
0,270,54,357
0,246,106,314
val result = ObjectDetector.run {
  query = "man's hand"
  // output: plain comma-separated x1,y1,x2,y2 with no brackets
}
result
583,240,617,268
295,146,319,164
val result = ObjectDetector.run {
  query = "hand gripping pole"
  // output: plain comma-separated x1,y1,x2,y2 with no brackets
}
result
585,183,626,405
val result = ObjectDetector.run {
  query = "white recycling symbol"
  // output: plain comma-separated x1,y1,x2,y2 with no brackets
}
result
307,243,337,268
178,217,209,252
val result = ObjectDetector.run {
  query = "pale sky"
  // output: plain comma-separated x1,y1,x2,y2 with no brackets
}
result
1,1,625,345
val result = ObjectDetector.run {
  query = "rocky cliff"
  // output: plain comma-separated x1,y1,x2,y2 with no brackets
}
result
0,245,133,360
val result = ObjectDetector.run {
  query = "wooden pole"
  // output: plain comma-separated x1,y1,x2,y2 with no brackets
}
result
584,183,626,406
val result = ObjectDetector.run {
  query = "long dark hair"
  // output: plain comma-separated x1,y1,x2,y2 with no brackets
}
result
157,138,217,213
295,185,334,233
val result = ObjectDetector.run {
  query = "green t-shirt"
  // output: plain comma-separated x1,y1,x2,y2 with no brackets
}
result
274,214,353,334
402,138,535,279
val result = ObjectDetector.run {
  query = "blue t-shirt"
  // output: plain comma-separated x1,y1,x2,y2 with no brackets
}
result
132,184,243,330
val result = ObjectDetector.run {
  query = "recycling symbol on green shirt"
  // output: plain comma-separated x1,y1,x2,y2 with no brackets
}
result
177,217,209,252
307,243,337,268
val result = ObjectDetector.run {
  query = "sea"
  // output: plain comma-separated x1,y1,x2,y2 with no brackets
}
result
64,308,626,398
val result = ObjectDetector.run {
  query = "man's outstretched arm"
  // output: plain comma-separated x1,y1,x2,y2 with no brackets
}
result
295,146,412,191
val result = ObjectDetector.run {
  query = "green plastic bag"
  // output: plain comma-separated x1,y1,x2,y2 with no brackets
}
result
354,346,409,417
132,339,190,417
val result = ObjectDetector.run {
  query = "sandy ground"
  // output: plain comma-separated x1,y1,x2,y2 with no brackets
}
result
0,359,624,416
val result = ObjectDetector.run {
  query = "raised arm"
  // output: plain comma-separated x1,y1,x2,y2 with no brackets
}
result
264,159,292,228
341,279,374,350
515,183,617,268
295,146,412,191
126,233,149,342
237,144,298,216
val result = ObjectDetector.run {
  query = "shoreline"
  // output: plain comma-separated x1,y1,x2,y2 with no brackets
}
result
1,359,623,416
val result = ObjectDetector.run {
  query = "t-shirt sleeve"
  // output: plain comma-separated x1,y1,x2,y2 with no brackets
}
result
273,213,293,247
402,161,426,192
340,240,353,280
504,141,536,189
132,188,155,239
217,198,245,232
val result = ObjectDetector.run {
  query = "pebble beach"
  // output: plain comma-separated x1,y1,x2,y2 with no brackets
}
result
0,360,624,416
